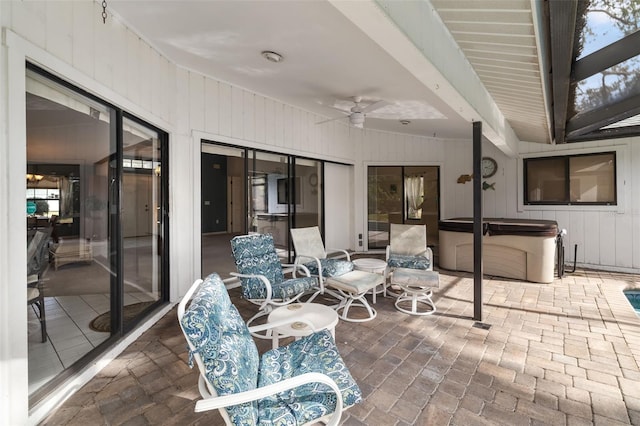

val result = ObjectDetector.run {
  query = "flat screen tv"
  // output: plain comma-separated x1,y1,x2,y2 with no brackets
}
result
277,177,301,205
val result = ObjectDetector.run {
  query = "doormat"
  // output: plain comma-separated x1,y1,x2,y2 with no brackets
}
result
89,301,156,332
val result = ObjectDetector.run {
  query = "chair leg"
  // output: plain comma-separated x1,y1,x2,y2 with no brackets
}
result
383,267,390,298
395,289,436,316
335,293,377,323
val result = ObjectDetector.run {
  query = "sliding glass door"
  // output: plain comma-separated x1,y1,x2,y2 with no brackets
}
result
201,145,246,278
367,167,403,249
26,65,168,403
367,166,440,250
292,159,323,231
201,141,327,275
121,117,166,329
248,152,289,252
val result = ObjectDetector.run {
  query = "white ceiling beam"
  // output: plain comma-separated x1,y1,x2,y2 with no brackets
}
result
329,0,519,155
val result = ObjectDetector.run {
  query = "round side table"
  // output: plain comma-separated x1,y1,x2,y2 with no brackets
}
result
352,257,387,301
267,303,339,349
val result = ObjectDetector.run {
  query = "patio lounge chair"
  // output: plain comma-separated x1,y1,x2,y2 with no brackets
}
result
385,224,433,294
230,233,319,331
178,273,362,426
291,226,382,322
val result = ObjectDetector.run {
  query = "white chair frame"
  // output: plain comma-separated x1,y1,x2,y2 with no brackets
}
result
178,278,345,426
291,227,380,322
385,223,433,296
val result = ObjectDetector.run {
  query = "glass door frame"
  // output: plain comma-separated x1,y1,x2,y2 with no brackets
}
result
26,63,170,405
366,165,441,251
201,140,327,265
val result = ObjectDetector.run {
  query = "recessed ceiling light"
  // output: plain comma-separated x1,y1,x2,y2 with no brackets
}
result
261,51,283,63
400,120,411,125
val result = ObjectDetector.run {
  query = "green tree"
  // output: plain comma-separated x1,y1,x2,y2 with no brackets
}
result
575,0,640,112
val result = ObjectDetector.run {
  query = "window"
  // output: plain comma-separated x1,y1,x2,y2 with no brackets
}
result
524,152,616,205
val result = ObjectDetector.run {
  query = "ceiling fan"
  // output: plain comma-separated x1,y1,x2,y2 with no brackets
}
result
317,96,390,129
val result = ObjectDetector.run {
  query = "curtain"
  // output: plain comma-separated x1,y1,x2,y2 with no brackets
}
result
405,175,423,220
59,176,73,217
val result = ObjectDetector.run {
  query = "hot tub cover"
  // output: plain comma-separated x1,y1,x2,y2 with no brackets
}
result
438,218,558,238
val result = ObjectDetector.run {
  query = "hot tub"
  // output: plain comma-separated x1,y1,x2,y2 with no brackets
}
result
439,218,559,284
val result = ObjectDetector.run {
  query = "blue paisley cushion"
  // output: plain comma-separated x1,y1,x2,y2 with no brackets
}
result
269,276,318,300
257,329,362,425
231,234,286,297
304,258,354,278
388,254,430,270
232,234,317,300
181,273,260,424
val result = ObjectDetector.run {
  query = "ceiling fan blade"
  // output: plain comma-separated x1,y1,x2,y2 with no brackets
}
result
362,100,390,114
316,115,347,125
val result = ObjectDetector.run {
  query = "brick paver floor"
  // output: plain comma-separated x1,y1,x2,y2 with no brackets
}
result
42,268,640,425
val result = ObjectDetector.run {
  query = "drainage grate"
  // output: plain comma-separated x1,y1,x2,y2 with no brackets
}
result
473,322,491,330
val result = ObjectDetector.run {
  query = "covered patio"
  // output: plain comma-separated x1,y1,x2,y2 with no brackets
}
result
5,0,640,424
44,267,640,425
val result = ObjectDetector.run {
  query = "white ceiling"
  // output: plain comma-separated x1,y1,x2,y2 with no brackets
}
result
108,0,550,143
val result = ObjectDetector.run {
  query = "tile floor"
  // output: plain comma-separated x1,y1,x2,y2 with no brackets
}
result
28,292,155,394
42,268,640,425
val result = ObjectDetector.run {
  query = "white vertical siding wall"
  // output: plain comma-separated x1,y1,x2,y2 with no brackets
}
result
324,162,353,250
441,136,640,273
516,138,640,272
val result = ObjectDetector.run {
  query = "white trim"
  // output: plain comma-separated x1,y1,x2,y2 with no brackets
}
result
193,133,202,282
2,25,31,425
530,0,555,144
192,129,356,166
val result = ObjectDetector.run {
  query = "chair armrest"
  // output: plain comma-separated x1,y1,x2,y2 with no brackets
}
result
281,263,311,277
385,245,391,261
326,248,351,261
292,255,325,292
195,372,343,426
230,272,273,301
222,275,241,290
